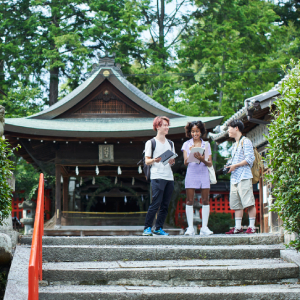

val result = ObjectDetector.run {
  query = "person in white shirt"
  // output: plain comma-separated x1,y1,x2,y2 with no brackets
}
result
142,116,176,236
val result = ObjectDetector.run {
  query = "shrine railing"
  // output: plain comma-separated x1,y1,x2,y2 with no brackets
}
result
28,173,44,300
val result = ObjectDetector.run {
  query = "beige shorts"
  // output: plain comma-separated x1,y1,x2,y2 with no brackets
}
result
230,179,255,210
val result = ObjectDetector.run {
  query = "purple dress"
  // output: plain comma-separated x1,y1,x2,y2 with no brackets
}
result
181,138,211,189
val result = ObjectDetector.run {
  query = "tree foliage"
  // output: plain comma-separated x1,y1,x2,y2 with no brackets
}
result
267,60,300,250
0,138,19,225
176,0,285,120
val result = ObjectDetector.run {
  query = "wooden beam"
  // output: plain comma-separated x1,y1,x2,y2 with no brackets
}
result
55,165,62,226
63,177,69,214
60,166,69,177
259,175,264,233
67,170,145,178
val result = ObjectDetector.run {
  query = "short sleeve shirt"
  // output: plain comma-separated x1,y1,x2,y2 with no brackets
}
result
145,138,174,181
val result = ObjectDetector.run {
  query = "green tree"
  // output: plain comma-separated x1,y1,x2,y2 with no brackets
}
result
267,60,300,251
127,0,193,107
177,0,285,120
0,138,19,225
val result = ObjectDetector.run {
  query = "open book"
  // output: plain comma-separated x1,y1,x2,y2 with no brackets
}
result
157,150,178,166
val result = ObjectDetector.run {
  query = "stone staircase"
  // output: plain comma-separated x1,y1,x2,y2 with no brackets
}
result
20,234,300,299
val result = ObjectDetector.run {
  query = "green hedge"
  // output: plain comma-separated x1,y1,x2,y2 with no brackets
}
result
267,60,300,250
0,138,18,226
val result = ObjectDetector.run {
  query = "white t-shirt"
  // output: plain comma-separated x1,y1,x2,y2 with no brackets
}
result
145,137,174,181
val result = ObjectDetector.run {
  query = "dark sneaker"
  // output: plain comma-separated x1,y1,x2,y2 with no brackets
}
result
153,228,169,236
246,227,256,234
226,227,244,234
142,227,153,236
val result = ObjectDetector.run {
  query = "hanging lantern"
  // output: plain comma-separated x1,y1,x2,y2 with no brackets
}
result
118,166,122,175
75,166,79,175
132,177,135,186
103,196,106,203
124,196,127,204
95,165,99,175
92,177,95,185
138,165,142,174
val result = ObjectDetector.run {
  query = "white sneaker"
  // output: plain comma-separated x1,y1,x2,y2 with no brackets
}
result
184,227,195,236
200,227,213,236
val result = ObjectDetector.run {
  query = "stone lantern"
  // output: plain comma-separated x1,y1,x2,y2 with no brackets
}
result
19,200,36,235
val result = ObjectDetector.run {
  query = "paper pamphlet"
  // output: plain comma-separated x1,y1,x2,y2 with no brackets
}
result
187,147,205,163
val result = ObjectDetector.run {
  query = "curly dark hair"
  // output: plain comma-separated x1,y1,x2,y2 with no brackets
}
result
185,121,206,138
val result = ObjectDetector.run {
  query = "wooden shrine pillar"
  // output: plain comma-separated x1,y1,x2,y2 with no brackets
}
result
259,175,264,233
62,177,69,214
55,165,61,226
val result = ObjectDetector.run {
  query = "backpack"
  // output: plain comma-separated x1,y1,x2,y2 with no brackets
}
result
241,138,263,184
137,138,173,182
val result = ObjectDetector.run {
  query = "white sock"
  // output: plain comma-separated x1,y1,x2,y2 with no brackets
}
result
201,205,210,228
185,205,194,228
235,218,242,229
249,218,255,228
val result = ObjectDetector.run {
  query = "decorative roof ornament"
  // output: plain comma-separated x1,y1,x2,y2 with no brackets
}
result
86,52,123,79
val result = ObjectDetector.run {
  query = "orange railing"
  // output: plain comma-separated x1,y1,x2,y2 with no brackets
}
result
28,174,44,300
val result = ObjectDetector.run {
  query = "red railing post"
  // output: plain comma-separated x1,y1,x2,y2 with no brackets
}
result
28,174,44,300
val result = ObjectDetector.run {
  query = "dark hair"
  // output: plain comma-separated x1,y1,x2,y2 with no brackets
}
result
185,121,206,138
228,119,244,133
153,116,170,131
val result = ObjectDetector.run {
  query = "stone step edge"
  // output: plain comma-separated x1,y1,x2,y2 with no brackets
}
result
42,263,299,282
39,284,300,296
20,233,284,246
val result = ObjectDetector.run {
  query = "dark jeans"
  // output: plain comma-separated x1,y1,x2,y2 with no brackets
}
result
144,179,174,230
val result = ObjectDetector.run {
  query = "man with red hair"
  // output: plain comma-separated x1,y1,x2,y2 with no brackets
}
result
143,116,176,236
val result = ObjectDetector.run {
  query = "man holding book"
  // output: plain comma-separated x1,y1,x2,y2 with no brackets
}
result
142,116,176,236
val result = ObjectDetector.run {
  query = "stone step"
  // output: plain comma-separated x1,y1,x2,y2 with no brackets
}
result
20,233,283,246
43,226,183,237
39,284,300,300
42,259,299,287
42,244,284,262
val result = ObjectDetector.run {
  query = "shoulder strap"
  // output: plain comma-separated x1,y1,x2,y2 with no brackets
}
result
151,138,156,159
167,139,173,151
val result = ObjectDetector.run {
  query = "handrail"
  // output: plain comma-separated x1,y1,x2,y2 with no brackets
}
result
28,173,44,300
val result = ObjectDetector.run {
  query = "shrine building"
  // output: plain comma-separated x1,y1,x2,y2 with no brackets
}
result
4,56,223,231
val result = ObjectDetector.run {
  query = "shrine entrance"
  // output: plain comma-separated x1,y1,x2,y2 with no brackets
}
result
61,176,150,226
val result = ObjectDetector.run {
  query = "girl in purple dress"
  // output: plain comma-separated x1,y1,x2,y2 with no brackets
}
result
181,121,213,236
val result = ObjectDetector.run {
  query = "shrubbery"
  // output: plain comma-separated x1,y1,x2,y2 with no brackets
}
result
267,60,300,250
208,212,234,234
0,138,18,226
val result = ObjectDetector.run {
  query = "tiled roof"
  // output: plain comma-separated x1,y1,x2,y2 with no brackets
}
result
5,116,223,138
208,72,288,142
29,66,183,120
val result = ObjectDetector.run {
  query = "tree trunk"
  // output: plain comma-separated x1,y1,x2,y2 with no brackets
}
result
49,67,59,106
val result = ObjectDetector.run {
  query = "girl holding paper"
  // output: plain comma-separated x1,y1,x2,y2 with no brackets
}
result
181,121,213,236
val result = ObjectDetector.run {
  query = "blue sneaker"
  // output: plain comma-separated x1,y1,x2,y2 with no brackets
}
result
153,228,169,236
142,227,153,236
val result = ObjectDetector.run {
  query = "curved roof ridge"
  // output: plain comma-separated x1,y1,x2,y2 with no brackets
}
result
29,67,183,120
